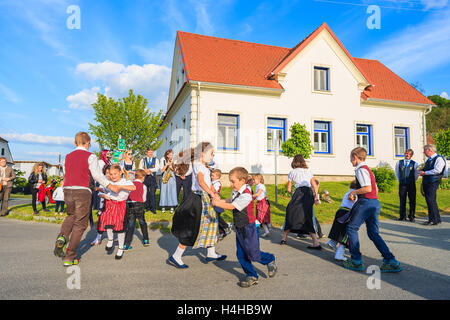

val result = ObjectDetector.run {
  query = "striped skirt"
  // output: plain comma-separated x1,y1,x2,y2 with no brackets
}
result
193,191,218,249
98,200,127,232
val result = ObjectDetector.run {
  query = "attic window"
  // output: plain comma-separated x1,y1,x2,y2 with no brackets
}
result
314,66,330,92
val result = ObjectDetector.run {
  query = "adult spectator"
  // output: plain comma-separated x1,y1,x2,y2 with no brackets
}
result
138,147,160,214
28,162,49,215
395,149,419,222
159,149,178,213
120,150,136,180
0,157,16,216
419,144,446,226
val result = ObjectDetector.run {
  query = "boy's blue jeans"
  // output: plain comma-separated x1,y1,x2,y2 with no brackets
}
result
236,227,275,278
346,198,395,263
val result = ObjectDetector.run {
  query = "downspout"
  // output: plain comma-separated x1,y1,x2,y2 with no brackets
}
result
423,105,435,160
197,82,201,145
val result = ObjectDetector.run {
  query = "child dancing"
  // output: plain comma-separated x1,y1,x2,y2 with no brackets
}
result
252,174,271,238
213,167,277,288
170,142,226,268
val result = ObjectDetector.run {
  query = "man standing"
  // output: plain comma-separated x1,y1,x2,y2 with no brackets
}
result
139,148,159,214
395,149,419,222
0,157,15,216
419,144,446,226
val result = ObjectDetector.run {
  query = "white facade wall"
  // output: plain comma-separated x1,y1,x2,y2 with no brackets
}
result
13,162,61,180
0,140,14,166
160,90,192,157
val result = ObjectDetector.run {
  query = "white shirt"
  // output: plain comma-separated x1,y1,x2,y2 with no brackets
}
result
355,162,371,188
212,179,221,193
138,157,160,175
425,153,446,176
191,162,212,192
231,184,253,212
100,178,135,201
395,159,419,182
254,183,266,201
64,146,111,192
340,189,357,209
52,187,65,201
288,168,314,188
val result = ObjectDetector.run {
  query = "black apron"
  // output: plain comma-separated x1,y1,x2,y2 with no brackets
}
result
284,186,315,233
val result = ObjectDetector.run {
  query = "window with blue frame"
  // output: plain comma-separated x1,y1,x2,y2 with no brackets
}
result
267,118,286,152
314,66,330,92
217,114,239,150
394,127,409,157
314,121,332,154
356,124,373,156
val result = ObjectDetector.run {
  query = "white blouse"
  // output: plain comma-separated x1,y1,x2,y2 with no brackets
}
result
191,162,212,192
100,178,134,201
254,183,266,201
288,168,314,188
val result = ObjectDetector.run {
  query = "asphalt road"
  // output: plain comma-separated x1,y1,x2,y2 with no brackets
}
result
0,215,449,300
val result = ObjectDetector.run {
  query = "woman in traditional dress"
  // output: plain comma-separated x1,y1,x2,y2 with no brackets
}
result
159,149,178,213
281,154,321,249
169,142,226,268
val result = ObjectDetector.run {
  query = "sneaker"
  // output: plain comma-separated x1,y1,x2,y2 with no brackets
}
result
123,245,133,250
161,208,166,213
43,209,50,212
54,235,66,258
380,259,403,273
260,231,270,238
63,259,79,267
343,259,365,272
143,240,150,247
239,276,258,288
225,223,232,235
34,211,39,215
170,208,174,214
267,259,277,278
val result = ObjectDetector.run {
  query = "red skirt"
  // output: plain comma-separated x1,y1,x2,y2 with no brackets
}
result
256,198,271,224
98,200,127,232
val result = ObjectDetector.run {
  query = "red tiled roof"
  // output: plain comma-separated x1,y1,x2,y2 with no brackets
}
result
355,58,434,105
177,31,289,89
176,25,434,106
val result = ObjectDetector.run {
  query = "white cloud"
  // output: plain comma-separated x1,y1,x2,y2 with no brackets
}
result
0,83,20,103
364,8,450,77
1,133,74,147
441,91,449,99
193,1,214,35
420,0,448,9
27,151,61,156
66,86,101,110
72,60,171,110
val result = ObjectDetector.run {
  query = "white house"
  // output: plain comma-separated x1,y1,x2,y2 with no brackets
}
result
13,161,62,179
0,137,14,166
159,23,435,183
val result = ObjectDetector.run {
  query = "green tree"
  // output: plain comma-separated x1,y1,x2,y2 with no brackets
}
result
13,169,27,189
89,90,167,158
426,95,450,135
434,129,450,157
281,123,313,159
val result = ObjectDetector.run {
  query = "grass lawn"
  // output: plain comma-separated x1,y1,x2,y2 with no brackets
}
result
6,180,450,229
9,193,32,199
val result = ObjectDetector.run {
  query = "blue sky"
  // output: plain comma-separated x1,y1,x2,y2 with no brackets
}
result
0,0,449,163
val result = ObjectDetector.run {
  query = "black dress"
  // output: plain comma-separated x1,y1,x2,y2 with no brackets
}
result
328,207,351,244
285,186,315,234
171,192,203,246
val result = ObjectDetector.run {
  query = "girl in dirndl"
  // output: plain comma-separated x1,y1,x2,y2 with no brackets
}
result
252,174,272,238
97,165,135,260
281,154,321,249
327,180,358,261
169,142,227,268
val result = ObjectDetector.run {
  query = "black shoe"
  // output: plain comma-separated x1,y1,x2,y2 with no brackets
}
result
280,240,287,245
307,245,322,250
398,217,406,221
408,216,415,222
431,221,441,226
105,241,114,255
422,221,432,225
